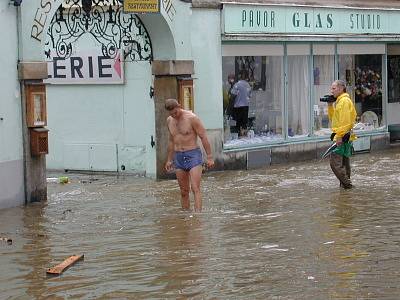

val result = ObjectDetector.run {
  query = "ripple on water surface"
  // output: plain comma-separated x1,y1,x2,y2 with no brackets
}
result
1,149,400,298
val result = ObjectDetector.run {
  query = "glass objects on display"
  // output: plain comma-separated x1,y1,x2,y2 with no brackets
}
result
221,49,385,149
339,54,383,130
222,56,284,147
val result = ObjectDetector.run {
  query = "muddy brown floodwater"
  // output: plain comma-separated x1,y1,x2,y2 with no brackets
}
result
1,148,400,299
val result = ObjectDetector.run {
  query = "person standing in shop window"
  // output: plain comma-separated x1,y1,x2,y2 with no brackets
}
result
223,74,236,118
231,70,252,137
328,80,357,189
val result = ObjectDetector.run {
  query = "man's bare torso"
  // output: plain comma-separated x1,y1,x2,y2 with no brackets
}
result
167,110,199,151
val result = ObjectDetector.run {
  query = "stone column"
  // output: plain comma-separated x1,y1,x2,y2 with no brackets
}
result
152,60,194,179
18,62,48,203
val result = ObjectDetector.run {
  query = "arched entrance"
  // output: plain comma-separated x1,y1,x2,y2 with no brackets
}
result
42,0,174,176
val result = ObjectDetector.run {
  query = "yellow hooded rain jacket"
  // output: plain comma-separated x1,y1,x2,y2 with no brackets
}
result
328,92,357,142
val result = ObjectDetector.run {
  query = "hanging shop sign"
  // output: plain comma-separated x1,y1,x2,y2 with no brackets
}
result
223,4,400,35
124,0,160,13
45,51,124,85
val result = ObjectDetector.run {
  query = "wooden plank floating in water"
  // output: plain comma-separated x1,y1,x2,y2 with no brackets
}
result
46,254,84,275
0,237,12,244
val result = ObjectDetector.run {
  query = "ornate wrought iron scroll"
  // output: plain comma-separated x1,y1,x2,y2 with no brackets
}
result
44,0,153,61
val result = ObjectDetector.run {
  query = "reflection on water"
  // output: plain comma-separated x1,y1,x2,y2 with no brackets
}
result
1,149,400,299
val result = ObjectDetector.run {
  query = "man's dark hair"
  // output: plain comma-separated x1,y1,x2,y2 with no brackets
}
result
165,98,180,111
239,70,248,80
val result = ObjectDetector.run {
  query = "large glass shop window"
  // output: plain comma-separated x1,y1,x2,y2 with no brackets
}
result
222,44,284,147
338,44,385,131
387,44,400,103
312,44,335,136
287,44,311,138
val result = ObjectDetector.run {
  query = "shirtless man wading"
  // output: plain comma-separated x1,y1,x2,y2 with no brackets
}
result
164,99,215,212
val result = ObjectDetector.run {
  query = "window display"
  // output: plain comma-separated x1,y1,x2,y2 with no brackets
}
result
222,55,283,147
339,54,384,131
287,55,310,138
388,55,400,103
313,55,335,136
222,43,386,149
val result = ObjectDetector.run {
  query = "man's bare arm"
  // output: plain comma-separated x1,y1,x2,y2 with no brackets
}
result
165,120,175,171
192,116,214,168
167,133,174,160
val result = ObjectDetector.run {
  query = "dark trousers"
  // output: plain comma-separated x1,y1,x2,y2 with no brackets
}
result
233,106,249,134
330,153,352,188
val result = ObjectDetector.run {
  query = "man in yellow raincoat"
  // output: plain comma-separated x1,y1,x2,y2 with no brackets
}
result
328,80,357,189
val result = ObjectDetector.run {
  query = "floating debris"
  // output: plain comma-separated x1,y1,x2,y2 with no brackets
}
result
59,176,69,184
47,254,84,275
323,241,335,245
47,177,69,184
0,237,12,244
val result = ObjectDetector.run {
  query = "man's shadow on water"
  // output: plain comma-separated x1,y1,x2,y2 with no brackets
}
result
330,192,356,228
154,213,205,296
325,192,367,298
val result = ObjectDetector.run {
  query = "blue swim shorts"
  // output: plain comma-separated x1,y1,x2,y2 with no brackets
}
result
174,148,203,171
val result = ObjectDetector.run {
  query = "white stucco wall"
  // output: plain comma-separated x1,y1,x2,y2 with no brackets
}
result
45,61,156,174
191,8,223,130
0,3,25,209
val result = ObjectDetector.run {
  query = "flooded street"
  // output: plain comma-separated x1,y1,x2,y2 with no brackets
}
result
1,148,400,299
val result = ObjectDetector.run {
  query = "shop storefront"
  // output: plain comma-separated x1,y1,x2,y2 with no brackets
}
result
14,0,400,179
221,2,400,168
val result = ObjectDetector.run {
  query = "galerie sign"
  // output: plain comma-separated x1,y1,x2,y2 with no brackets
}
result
223,5,400,34
45,51,124,84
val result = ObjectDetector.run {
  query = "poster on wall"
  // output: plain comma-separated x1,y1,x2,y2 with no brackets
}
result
45,50,124,85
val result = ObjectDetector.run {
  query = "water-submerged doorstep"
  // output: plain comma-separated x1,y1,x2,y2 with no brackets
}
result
1,149,400,299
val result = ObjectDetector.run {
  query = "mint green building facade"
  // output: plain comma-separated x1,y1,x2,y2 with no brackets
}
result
3,0,400,204
0,3,25,209
220,1,400,168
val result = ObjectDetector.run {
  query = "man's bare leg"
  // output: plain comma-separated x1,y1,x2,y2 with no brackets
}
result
176,170,190,210
189,165,203,212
